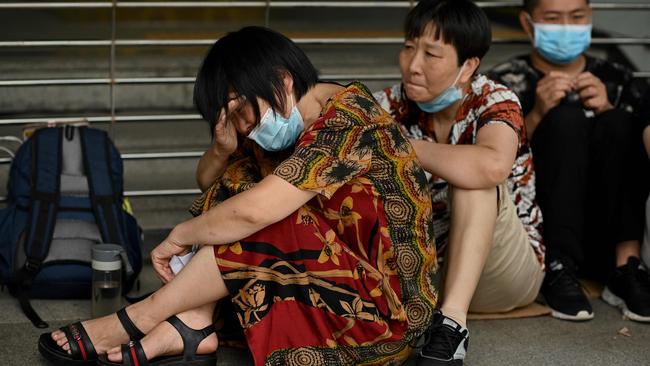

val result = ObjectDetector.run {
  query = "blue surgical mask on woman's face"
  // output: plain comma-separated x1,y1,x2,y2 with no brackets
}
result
247,95,304,152
416,64,465,113
528,16,592,65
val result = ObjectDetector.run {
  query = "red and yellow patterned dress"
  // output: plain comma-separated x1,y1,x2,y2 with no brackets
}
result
191,82,437,366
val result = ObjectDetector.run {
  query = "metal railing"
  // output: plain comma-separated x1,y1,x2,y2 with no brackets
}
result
1,1,649,201
1,1,650,9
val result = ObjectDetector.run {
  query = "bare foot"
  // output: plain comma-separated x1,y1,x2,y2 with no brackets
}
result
106,313,217,362
50,306,154,355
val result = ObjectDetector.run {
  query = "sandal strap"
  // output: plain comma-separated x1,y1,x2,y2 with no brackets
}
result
61,322,98,361
121,341,149,366
166,315,215,360
117,307,146,341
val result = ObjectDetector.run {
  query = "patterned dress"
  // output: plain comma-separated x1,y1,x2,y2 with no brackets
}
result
374,75,545,267
191,82,437,366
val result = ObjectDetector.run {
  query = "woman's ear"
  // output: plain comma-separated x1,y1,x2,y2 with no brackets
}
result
460,57,480,83
282,72,295,99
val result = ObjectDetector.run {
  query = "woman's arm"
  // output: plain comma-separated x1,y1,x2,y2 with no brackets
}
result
180,174,316,245
196,148,230,192
196,99,240,191
410,123,518,189
152,174,317,281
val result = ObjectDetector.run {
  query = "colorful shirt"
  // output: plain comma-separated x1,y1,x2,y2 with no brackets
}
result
488,54,650,126
192,82,438,365
374,75,545,266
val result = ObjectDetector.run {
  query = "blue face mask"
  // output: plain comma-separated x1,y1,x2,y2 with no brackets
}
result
247,95,304,152
416,64,465,113
529,17,592,64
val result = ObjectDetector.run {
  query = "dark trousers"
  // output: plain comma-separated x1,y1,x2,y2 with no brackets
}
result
531,105,648,279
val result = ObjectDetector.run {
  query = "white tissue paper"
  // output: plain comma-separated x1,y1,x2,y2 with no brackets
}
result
170,247,197,275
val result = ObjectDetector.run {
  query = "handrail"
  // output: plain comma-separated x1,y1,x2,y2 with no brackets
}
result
0,188,203,203
1,1,649,10
0,150,205,164
0,114,202,126
2,37,650,48
0,74,404,87
3,70,650,88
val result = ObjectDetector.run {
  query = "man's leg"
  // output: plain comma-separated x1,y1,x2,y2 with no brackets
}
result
585,109,646,271
531,105,591,266
531,105,594,320
642,194,650,269
588,109,650,322
52,245,228,354
468,183,544,313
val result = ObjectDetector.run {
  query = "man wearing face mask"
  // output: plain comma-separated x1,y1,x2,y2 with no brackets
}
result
375,1,545,364
489,0,650,323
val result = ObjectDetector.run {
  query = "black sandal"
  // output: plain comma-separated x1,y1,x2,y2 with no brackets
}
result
38,307,145,365
98,315,217,366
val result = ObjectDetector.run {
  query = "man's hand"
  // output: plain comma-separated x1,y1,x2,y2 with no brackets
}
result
532,71,574,117
574,72,613,115
151,233,188,283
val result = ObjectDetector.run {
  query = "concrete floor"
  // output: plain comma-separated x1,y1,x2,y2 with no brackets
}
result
2,286,649,366
1,230,648,366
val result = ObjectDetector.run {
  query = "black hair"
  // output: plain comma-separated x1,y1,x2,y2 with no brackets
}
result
523,0,590,13
193,26,319,136
404,0,491,65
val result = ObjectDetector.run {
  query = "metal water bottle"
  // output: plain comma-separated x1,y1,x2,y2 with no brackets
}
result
91,244,123,317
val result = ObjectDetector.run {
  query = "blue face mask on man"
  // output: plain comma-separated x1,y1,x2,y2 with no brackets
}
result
529,16,592,65
416,63,466,113
247,95,304,152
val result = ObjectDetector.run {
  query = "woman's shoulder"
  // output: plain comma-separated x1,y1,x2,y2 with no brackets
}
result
465,74,522,112
321,81,394,128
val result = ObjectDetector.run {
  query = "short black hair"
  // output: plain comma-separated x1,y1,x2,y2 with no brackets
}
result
523,0,590,13
193,26,319,136
404,0,491,65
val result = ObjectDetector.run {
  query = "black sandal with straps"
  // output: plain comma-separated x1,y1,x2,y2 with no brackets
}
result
38,307,145,365
98,315,217,366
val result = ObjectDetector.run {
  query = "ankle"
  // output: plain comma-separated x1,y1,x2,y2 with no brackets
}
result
439,306,467,327
126,301,160,334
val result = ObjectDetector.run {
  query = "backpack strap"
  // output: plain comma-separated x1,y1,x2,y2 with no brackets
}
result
16,127,63,328
78,127,132,276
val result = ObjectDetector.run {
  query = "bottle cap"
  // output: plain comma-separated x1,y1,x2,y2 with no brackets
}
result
92,244,123,271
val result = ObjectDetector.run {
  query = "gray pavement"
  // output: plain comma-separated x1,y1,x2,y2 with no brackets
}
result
0,230,648,366
1,277,649,365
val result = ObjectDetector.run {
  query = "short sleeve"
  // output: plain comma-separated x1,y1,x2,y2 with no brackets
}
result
273,111,373,199
476,86,525,145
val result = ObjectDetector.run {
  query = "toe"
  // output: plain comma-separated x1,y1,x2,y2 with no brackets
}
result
107,346,123,362
51,330,65,341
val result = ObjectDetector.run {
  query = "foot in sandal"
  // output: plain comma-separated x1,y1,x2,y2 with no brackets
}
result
99,314,217,366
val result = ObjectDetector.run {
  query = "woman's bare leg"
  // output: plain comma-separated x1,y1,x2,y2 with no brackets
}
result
440,186,497,326
52,245,228,354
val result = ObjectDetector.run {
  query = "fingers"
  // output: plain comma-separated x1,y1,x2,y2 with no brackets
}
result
214,98,242,130
582,95,605,110
538,73,573,94
574,73,598,91
578,85,598,100
153,260,174,283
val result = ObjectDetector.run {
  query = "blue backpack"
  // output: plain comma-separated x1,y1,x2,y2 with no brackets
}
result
0,125,143,328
